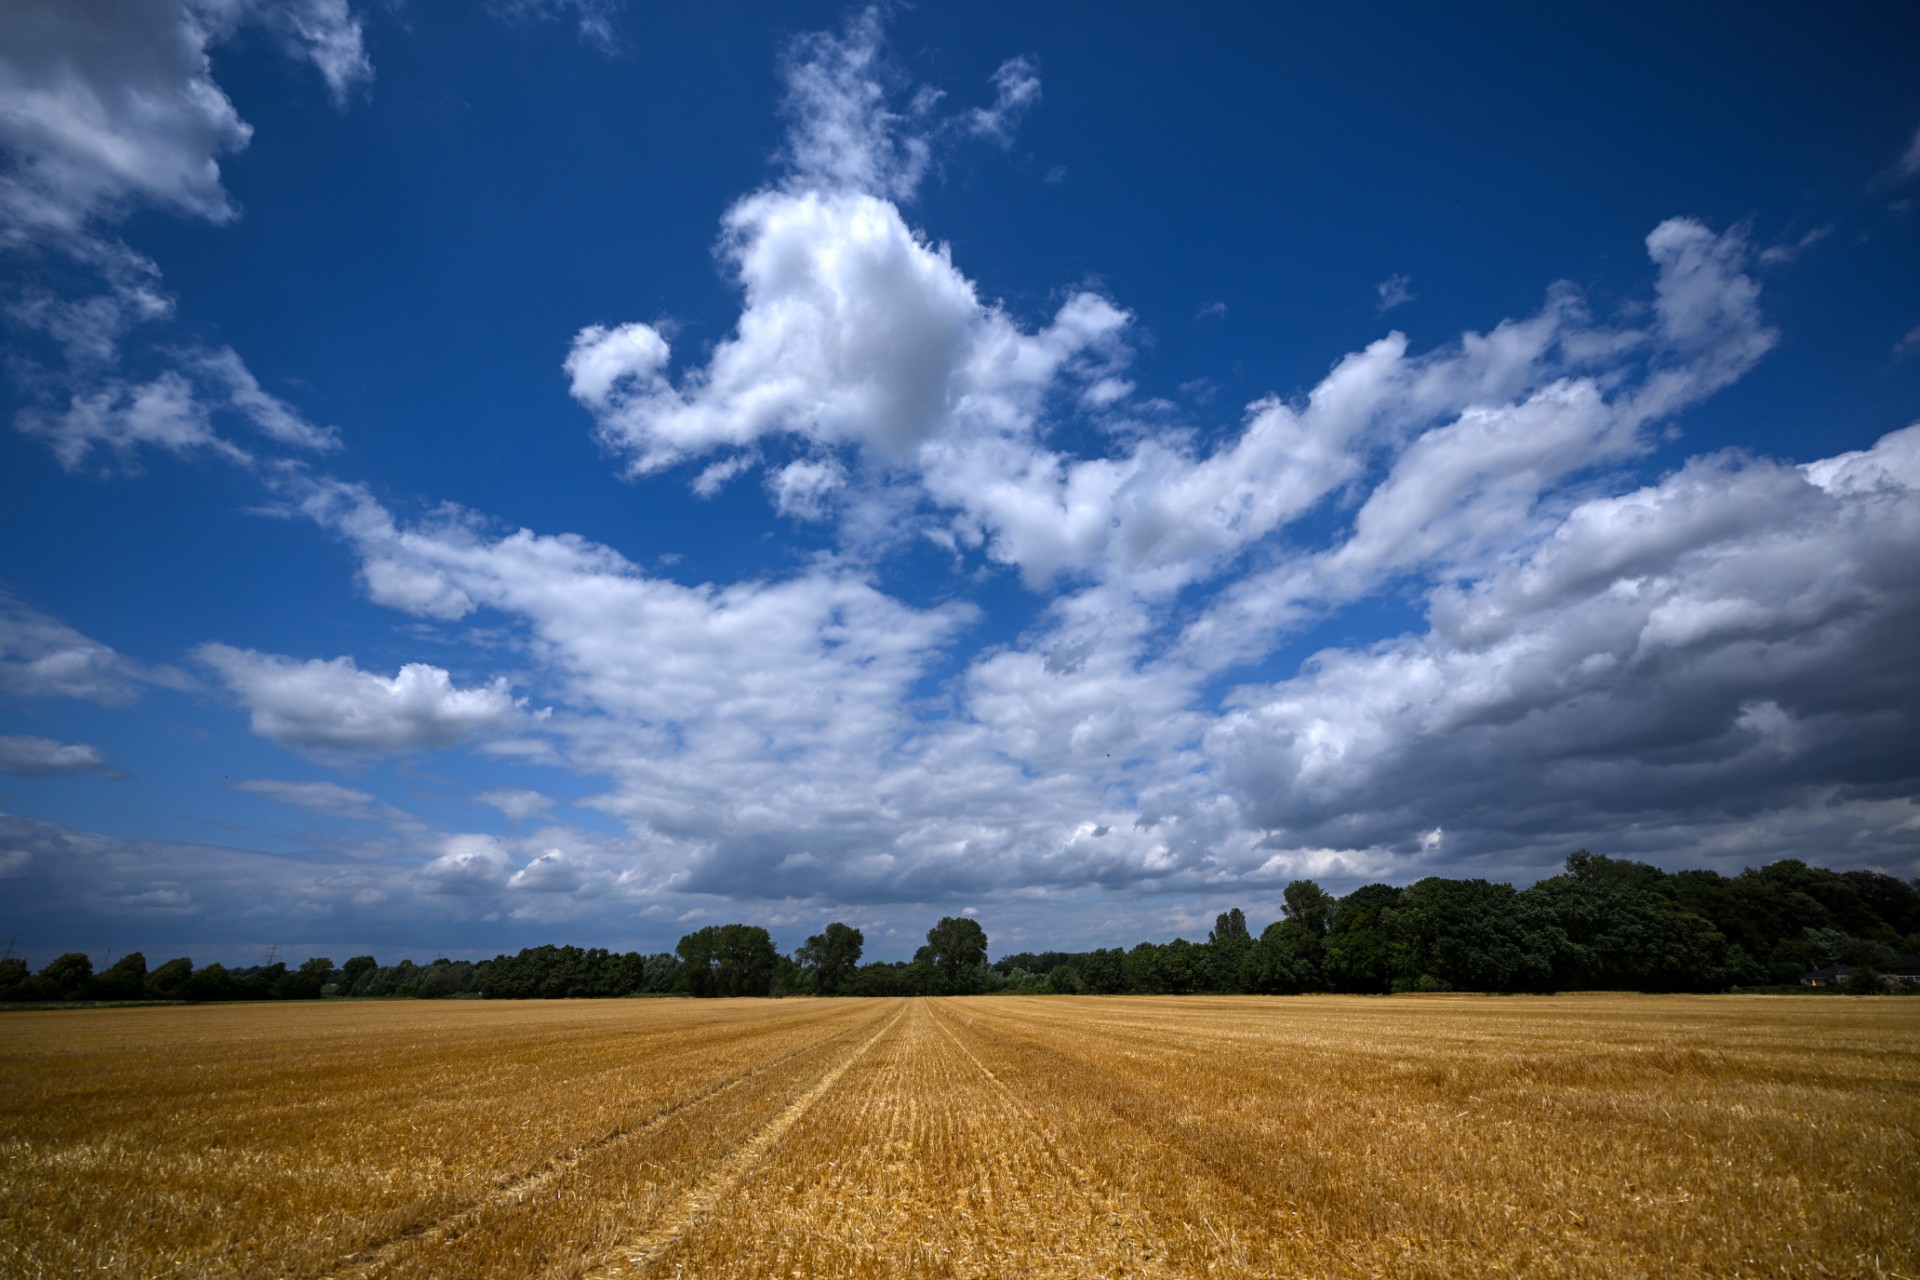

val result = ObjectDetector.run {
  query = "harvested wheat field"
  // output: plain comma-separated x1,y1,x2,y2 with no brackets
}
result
3,995,1916,1279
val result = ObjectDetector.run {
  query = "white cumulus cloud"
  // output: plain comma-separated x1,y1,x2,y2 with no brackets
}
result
508,848,585,893
197,645,529,753
416,834,511,895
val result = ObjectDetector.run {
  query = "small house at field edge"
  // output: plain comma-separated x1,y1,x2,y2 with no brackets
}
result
1801,956,1920,988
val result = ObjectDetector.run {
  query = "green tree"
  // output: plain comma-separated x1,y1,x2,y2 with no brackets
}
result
714,924,778,996
1206,908,1253,992
1521,875,1730,992
1079,948,1126,994
796,922,864,996
1401,877,1554,993
183,962,242,1002
677,925,778,997
769,952,804,997
0,956,29,999
276,956,336,999
1565,849,1668,893
1282,880,1335,951
1246,921,1317,994
923,916,989,994
1156,938,1200,995
1209,908,1249,945
144,957,193,999
241,961,288,1000
36,951,94,1001
676,928,720,996
1324,883,1411,992
338,955,378,993
639,952,680,993
92,951,148,1000
1122,941,1166,993
417,959,477,998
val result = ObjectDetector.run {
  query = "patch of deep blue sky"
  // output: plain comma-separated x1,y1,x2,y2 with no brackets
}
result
1,1,1918,959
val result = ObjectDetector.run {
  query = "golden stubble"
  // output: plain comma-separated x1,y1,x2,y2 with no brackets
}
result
3,994,1915,1278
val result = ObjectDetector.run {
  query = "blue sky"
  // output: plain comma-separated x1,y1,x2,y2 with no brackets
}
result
3,1,1918,967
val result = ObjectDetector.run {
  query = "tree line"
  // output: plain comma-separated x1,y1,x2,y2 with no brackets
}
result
4,853,1915,1004
999,853,1919,996
0,914,990,1003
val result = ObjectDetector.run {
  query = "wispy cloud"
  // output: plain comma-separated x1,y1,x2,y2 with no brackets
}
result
0,735,116,777
1376,273,1414,312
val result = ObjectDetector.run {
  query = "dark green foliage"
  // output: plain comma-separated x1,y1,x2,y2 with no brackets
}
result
676,924,778,997
1839,966,1888,996
1209,908,1250,944
639,952,679,992
144,957,192,999
1043,964,1080,994
921,916,990,994
1205,909,1253,991
1392,972,1454,994
769,952,804,997
796,922,864,995
476,945,678,999
1520,876,1730,992
992,950,1080,978
1119,937,1202,994
1246,921,1318,994
1241,879,1336,993
354,958,423,997
182,962,241,1002
1325,883,1410,992
1120,942,1164,994
239,962,288,1000
36,952,94,1001
0,956,29,999
1400,877,1555,993
338,955,378,992
676,930,719,997
1282,880,1336,940
1841,870,1920,936
411,959,472,999
1565,849,1667,892
1079,948,1126,994
91,952,147,1001
844,959,923,996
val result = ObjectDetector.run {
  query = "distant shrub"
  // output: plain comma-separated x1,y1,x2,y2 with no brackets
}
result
1391,973,1454,994
1839,967,1888,996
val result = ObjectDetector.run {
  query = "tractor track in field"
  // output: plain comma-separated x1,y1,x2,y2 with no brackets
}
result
582,1002,908,1278
927,1001,1183,1278
319,1005,893,1280
923,1001,1093,1186
936,1001,1301,1274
